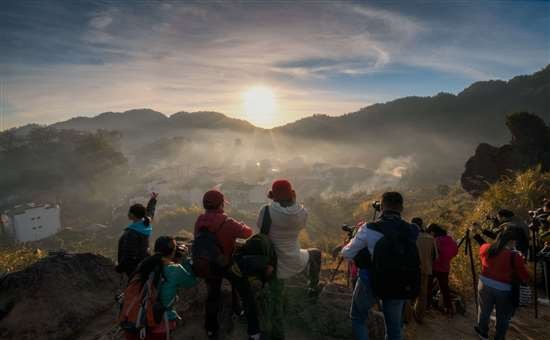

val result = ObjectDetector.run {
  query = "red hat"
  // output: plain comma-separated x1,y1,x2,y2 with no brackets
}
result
203,190,228,209
269,179,294,202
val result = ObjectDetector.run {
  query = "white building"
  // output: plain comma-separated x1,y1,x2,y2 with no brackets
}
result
2,203,61,243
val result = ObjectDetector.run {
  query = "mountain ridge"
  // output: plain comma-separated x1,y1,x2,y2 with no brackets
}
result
45,64,549,138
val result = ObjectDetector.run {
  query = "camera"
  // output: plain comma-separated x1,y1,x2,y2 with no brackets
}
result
372,200,381,212
174,238,191,259
341,224,356,239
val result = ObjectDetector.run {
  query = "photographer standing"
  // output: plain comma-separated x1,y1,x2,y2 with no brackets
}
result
484,209,530,257
471,226,529,340
258,179,321,340
426,223,458,316
342,192,419,340
412,218,438,323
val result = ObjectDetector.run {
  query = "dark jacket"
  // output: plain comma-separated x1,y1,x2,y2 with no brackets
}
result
117,228,150,276
483,216,529,256
116,196,157,276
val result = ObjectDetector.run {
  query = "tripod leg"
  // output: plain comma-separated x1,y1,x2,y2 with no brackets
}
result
467,234,478,312
532,228,538,318
330,256,345,283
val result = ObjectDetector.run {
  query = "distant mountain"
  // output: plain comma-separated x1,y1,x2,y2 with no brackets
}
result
275,64,550,145
52,109,257,133
51,109,167,131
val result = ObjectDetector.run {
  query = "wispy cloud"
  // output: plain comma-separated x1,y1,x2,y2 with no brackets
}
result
0,1,548,128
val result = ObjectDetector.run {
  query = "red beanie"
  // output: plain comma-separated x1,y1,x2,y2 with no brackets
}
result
270,179,294,202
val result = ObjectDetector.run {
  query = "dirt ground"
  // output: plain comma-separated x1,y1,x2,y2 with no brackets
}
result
78,286,550,340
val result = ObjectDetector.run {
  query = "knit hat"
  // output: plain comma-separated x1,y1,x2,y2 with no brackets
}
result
269,179,294,202
203,190,228,209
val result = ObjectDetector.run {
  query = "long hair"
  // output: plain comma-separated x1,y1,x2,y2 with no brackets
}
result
135,236,175,285
487,229,517,258
426,223,447,237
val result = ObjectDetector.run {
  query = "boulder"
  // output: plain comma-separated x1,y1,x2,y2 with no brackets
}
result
0,253,119,340
461,112,550,196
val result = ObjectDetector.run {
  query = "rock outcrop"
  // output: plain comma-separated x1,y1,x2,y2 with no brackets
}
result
461,112,550,196
0,253,119,340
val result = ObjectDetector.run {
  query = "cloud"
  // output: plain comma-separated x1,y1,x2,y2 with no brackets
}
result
89,15,113,29
1,1,548,128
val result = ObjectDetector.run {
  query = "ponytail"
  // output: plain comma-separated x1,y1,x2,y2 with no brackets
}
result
135,236,175,285
143,216,151,227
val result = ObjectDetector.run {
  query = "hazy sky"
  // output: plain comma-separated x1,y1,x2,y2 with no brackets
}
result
1,0,549,129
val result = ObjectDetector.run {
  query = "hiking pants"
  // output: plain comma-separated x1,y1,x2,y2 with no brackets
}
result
414,273,430,322
428,271,452,310
477,280,515,340
205,270,260,336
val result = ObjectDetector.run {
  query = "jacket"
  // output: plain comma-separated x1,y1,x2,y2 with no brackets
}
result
117,227,150,276
258,202,308,279
479,243,529,286
341,211,419,283
416,232,438,275
194,209,253,264
432,235,458,273
116,196,157,276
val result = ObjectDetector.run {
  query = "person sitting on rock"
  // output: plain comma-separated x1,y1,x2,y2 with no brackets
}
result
116,192,158,279
258,179,322,340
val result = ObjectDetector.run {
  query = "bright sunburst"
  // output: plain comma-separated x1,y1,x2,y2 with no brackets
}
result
242,86,277,127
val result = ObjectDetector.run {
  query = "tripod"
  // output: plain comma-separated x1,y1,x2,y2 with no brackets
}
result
458,229,478,312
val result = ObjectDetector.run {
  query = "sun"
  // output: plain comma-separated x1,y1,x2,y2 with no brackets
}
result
242,86,277,127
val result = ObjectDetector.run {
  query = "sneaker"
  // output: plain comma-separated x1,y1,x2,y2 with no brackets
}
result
207,331,217,339
474,325,488,340
248,334,261,340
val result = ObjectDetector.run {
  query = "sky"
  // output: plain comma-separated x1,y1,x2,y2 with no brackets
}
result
1,0,549,129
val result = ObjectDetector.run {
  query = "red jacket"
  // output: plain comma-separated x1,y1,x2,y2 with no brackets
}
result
433,235,458,273
480,243,529,284
194,209,253,263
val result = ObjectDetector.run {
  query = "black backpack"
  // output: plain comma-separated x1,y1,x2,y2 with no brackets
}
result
234,206,277,281
369,220,420,299
192,218,227,278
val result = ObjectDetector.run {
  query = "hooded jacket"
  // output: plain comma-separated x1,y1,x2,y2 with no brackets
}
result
194,208,253,264
257,202,309,279
117,221,151,276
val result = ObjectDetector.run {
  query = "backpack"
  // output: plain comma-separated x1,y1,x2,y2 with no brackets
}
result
369,220,420,299
234,206,277,281
118,268,172,338
191,217,227,278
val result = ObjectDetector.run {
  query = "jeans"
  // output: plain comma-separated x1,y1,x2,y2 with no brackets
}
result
350,278,406,340
350,278,375,340
381,299,406,340
205,269,260,336
477,280,515,340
